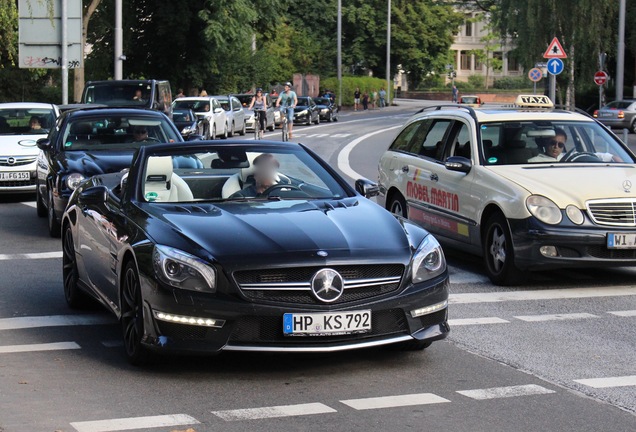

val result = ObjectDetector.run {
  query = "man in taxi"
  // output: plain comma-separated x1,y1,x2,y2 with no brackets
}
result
529,128,618,163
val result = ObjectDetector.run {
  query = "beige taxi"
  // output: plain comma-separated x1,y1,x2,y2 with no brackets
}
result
378,95,636,285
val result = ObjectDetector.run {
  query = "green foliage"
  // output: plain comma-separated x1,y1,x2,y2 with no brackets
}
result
467,75,485,89
321,76,391,106
493,76,529,89
416,74,445,90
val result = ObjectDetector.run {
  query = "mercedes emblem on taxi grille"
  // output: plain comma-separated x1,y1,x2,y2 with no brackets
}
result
7,157,15,165
623,180,632,193
310,268,344,303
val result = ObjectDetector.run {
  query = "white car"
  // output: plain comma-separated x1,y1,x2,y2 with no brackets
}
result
212,95,246,137
172,97,227,139
378,95,636,285
0,103,59,194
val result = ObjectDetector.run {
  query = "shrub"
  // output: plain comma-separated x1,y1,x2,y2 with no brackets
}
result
493,76,529,89
467,75,485,89
321,76,392,106
416,75,444,90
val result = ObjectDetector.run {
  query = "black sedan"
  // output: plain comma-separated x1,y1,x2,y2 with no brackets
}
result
293,96,321,125
172,108,200,139
61,140,450,364
36,108,184,237
313,96,339,122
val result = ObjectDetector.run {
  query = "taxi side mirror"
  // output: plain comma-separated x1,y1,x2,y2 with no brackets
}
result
445,156,472,174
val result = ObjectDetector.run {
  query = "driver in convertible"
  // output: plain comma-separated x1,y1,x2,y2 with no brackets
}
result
231,153,280,198
528,128,618,163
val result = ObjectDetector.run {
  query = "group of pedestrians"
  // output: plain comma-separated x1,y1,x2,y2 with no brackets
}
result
354,87,387,111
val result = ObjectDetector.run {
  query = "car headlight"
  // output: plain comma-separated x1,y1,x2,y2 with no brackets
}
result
180,126,193,134
411,235,446,283
66,173,86,190
526,195,562,224
152,245,216,293
298,110,308,116
566,205,584,225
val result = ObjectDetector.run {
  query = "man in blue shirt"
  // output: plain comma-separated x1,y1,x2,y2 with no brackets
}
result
276,82,298,138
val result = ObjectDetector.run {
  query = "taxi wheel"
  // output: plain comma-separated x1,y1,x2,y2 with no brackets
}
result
388,194,407,218
483,213,523,286
121,260,150,366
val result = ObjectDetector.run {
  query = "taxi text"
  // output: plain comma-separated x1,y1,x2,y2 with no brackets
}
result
406,181,459,212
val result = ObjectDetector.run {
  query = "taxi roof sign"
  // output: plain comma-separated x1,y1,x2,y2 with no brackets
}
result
514,95,554,108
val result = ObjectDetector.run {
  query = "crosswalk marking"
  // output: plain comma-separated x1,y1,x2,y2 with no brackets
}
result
573,375,636,389
607,309,636,317
0,314,115,331
449,317,509,326
457,384,555,400
20,201,37,208
514,313,599,322
0,341,80,354
450,286,636,304
70,414,200,432
212,402,336,421
0,251,62,260
340,393,450,410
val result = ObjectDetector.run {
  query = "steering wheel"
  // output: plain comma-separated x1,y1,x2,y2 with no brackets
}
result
261,183,304,197
561,150,601,163
140,137,161,143
278,173,292,184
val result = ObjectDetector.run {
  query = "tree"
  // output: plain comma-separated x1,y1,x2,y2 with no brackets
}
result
470,14,502,90
73,0,102,102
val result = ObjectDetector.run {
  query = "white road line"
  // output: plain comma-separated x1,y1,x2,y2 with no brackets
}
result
212,402,336,421
514,313,599,322
457,384,555,400
448,317,510,326
450,286,636,304
0,341,80,354
0,314,115,331
337,125,402,180
331,133,352,138
608,309,636,317
340,393,450,410
70,414,199,432
20,201,37,208
573,375,636,388
0,251,62,260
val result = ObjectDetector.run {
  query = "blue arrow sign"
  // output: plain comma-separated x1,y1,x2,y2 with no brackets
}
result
547,58,564,75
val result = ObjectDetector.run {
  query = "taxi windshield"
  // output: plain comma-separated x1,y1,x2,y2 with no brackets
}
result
479,120,634,165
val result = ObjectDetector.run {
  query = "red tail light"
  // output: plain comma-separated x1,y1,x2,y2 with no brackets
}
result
618,110,625,119
593,110,598,118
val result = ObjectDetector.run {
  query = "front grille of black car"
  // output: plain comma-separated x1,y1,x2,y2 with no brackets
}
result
0,156,37,167
586,245,636,259
228,308,409,344
233,264,405,305
587,199,636,227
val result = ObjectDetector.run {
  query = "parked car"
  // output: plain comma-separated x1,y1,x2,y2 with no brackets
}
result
81,80,173,118
234,93,275,131
35,108,183,237
172,97,227,139
594,100,636,133
61,139,449,364
459,95,482,108
212,95,246,137
293,96,320,125
172,108,200,139
0,103,59,194
313,96,339,122
378,94,636,285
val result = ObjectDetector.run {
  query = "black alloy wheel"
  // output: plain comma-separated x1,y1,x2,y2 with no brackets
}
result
62,225,89,308
121,261,150,365
483,212,523,286
47,188,61,237
36,184,46,217
389,194,408,218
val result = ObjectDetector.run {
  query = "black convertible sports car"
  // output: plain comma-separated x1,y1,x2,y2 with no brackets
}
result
61,140,449,364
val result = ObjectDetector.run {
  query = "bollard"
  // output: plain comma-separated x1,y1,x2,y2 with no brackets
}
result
623,128,629,144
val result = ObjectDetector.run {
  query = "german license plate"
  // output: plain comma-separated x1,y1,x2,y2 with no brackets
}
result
601,112,613,117
283,310,371,336
607,233,636,249
0,172,29,181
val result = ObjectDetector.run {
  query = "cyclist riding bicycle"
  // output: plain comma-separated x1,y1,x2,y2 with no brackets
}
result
249,88,267,139
276,82,297,139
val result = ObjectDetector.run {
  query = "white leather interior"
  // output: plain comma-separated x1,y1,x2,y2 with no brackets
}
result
144,156,193,202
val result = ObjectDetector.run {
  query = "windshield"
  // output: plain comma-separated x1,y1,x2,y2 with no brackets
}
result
141,145,349,203
480,120,634,165
83,83,151,107
172,109,194,122
603,101,634,110
235,95,253,107
0,107,56,136
297,97,311,106
61,115,181,151
173,100,211,113
313,98,330,105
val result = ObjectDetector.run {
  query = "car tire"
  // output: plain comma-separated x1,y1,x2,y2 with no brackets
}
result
121,260,150,366
222,124,228,139
315,115,320,125
269,121,275,131
62,224,90,309
483,212,524,286
388,193,408,218
210,124,216,140
327,112,332,122
630,119,636,134
239,121,246,136
36,184,46,218
47,188,61,238
228,121,235,137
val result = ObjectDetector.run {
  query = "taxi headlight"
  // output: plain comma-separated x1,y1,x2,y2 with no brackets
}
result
152,245,216,293
411,235,446,283
566,205,584,225
526,195,562,225
66,173,86,190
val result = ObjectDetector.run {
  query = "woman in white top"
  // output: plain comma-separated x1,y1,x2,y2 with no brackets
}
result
249,88,267,139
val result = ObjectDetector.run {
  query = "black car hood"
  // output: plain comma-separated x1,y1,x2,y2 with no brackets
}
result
142,198,415,265
60,150,136,177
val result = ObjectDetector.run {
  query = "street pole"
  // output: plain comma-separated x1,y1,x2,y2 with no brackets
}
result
549,73,555,103
114,0,123,80
337,0,342,109
616,0,626,100
61,0,68,104
386,0,391,106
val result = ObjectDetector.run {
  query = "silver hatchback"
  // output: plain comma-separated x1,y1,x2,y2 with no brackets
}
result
594,100,636,133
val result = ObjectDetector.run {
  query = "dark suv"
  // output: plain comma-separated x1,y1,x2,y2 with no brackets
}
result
81,80,173,118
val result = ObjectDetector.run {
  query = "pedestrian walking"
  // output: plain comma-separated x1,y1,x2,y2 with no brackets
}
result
379,87,386,108
362,92,369,110
354,87,361,111
452,85,458,103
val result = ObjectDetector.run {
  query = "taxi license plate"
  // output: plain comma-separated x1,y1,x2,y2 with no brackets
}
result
607,233,636,249
283,310,371,336
0,172,30,181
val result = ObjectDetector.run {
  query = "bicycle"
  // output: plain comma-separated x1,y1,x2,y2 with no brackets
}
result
280,105,292,141
253,109,266,140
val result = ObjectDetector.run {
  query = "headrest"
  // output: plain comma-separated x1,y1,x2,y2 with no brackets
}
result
70,122,93,135
482,139,493,149
146,156,173,182
211,150,249,169
506,139,526,149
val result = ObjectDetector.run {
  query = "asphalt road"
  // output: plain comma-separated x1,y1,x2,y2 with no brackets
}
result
0,101,635,431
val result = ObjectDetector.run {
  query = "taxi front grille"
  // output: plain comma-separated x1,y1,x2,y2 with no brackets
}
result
587,199,636,227
0,156,37,167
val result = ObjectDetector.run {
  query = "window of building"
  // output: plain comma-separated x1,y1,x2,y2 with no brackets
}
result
507,55,520,71
460,51,470,70
464,14,473,37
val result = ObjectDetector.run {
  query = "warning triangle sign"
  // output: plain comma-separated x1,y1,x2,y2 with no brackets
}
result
543,37,567,59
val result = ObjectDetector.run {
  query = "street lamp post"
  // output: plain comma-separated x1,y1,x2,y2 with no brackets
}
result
386,0,391,106
114,0,123,79
616,0,626,101
337,0,342,109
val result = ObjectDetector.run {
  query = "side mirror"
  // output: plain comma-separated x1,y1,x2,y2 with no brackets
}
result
36,138,51,150
78,185,108,206
355,178,380,198
445,156,472,174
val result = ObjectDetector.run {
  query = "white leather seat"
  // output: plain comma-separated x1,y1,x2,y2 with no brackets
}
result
144,156,193,202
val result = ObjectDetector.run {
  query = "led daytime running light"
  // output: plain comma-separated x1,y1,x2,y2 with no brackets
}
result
153,310,225,328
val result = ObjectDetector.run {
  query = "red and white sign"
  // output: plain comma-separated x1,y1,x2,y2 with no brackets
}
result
543,37,567,59
594,71,609,86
